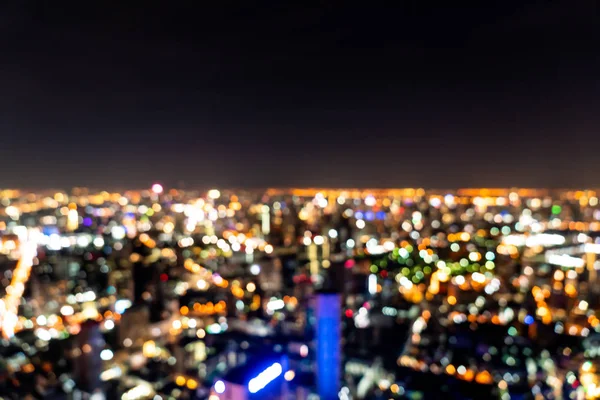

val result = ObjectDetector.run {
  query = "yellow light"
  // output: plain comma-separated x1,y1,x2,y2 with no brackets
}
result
143,340,157,358
447,296,457,305
175,375,186,386
475,371,493,384
180,306,189,315
553,270,565,281
284,370,295,381
187,379,198,389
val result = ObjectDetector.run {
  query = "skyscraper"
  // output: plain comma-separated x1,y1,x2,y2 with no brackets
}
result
315,292,341,400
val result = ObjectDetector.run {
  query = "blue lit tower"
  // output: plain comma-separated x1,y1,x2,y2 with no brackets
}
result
316,291,341,400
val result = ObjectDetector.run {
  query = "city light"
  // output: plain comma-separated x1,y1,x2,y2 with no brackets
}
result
151,183,163,194
248,362,283,393
214,380,225,394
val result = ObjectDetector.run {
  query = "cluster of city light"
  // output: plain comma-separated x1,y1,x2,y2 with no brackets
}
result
0,240,37,338
7,186,600,399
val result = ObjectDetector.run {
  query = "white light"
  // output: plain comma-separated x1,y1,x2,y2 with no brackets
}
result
208,189,221,199
267,299,285,311
151,183,163,194
104,320,115,330
250,264,261,275
77,236,90,248
313,235,324,245
585,243,600,254
100,366,122,381
81,291,96,302
214,380,226,394
37,315,47,326
197,280,208,290
115,299,132,314
300,345,308,357
100,349,113,361
368,274,377,295
93,237,105,248
35,328,51,341
546,254,584,268
503,233,567,248
328,229,338,239
248,363,283,393
356,219,366,229
346,239,355,248
60,305,74,316
472,272,485,283
111,226,126,240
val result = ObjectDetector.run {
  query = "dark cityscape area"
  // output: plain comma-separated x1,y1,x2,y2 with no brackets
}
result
2,1,600,400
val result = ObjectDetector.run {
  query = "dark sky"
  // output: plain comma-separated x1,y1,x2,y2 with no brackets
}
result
1,1,599,189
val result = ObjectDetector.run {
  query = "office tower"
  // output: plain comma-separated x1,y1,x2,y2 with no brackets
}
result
316,292,341,400
75,320,104,393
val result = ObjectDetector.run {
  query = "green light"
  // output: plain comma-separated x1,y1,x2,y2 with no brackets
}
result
552,205,562,215
508,326,517,336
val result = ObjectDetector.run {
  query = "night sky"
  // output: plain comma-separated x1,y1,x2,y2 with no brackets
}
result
1,1,599,189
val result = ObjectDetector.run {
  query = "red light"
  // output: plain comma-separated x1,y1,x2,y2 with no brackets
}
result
380,270,388,278
160,273,168,282
344,259,355,269
345,309,354,318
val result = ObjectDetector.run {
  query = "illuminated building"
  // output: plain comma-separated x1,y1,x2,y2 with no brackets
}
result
316,292,341,400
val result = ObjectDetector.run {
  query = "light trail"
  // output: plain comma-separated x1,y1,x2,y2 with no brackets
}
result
0,240,37,339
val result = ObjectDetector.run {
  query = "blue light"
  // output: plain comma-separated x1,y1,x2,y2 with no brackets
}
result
354,211,364,220
376,211,386,220
214,380,225,394
365,211,375,221
524,315,534,325
248,362,282,393
316,293,341,400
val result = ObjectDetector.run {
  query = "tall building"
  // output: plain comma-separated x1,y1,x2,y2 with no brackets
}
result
315,292,341,400
74,320,104,394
